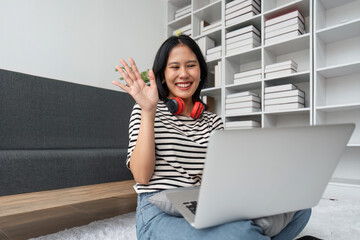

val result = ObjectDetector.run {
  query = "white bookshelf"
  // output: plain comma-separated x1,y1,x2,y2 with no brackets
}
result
314,0,360,192
167,0,360,199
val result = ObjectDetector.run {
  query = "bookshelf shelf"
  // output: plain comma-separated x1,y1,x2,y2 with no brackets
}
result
264,33,310,54
168,15,192,29
316,103,360,112
264,107,310,116
263,0,310,19
317,61,360,78
264,71,310,84
317,18,360,44
167,0,360,197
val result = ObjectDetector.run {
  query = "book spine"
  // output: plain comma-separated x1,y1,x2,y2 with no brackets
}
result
226,42,260,56
234,68,262,78
227,91,258,98
265,17,304,34
265,10,305,27
264,30,304,45
234,74,262,85
265,96,305,105
226,101,261,109
226,35,260,51
226,10,260,26
226,25,260,39
264,69,297,79
264,89,305,99
265,103,304,112
225,4,260,21
225,0,261,15
226,95,261,103
265,60,298,70
265,84,297,93
265,23,305,39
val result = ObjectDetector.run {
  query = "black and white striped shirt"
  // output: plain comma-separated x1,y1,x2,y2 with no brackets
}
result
126,101,224,193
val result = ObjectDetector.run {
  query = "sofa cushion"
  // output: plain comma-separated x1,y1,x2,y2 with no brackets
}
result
0,69,135,150
0,149,133,196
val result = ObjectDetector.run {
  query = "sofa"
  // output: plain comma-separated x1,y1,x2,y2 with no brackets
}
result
0,69,135,196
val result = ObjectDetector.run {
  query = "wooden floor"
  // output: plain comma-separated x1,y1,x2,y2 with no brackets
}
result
0,181,137,240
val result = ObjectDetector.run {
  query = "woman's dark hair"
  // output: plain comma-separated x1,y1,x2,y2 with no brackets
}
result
152,35,208,104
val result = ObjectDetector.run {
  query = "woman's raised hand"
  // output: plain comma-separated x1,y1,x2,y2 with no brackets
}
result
112,58,159,112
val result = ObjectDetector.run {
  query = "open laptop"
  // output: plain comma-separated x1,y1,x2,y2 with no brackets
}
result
166,124,355,229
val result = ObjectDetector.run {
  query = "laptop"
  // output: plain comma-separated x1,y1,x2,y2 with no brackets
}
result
166,124,355,229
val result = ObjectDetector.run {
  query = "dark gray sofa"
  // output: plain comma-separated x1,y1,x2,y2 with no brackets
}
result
0,69,135,196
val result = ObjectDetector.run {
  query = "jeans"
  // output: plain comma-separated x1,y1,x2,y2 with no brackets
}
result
136,192,311,240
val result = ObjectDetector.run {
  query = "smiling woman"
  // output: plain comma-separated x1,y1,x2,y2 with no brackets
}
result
110,35,311,240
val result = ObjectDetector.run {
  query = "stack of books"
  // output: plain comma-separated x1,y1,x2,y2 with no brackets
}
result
225,91,261,115
206,46,222,62
225,0,261,26
234,67,261,85
174,4,191,20
264,10,305,45
173,24,192,37
196,36,215,56
225,120,261,129
225,25,260,56
200,20,222,35
264,83,305,112
214,61,222,87
265,60,297,79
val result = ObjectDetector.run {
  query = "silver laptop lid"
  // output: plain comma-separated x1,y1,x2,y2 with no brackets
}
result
194,124,354,229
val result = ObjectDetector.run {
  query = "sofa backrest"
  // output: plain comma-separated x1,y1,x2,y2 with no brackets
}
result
0,69,135,150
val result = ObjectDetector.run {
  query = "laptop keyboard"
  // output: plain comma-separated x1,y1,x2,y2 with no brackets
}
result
183,201,197,214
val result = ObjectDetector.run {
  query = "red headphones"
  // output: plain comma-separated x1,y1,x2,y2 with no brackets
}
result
165,97,205,119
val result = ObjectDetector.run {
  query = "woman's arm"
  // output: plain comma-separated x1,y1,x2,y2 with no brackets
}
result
112,58,159,184
128,109,156,184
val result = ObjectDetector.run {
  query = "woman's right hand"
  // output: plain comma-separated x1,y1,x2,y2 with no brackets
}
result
112,57,159,113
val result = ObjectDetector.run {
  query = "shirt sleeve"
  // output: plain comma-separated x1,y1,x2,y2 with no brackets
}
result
212,114,224,132
126,103,142,169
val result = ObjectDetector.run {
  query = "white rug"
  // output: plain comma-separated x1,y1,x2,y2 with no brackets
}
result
31,198,360,240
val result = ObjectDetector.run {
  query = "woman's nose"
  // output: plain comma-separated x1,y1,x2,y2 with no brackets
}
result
179,67,189,78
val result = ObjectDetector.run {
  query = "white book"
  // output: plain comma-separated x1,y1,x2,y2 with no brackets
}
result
226,0,261,15
265,83,297,93
227,91,258,98
225,120,260,128
265,29,305,45
226,0,248,9
226,126,260,130
266,23,305,39
226,31,260,44
265,10,305,27
265,89,305,99
206,46,222,55
175,4,191,14
175,9,191,19
234,68,262,78
206,51,222,62
265,17,304,34
196,36,215,56
265,68,297,79
225,4,260,21
226,107,261,115
201,20,222,34
265,60,298,70
234,74,261,84
215,61,222,87
226,34,260,50
173,24,191,35
226,101,261,109
226,25,260,39
226,95,260,103
265,103,304,112
265,96,305,105
226,41,260,55
265,64,297,73
226,10,260,26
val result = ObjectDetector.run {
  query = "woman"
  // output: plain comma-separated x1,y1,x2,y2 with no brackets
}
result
112,35,311,240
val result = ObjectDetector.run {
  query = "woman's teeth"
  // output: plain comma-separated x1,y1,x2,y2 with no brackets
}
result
177,83,191,88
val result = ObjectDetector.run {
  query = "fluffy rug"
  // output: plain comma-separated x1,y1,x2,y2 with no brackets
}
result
31,198,360,240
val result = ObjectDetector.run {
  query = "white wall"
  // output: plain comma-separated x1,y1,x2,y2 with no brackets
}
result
0,0,166,90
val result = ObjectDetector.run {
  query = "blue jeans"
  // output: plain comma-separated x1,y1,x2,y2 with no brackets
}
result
136,192,311,240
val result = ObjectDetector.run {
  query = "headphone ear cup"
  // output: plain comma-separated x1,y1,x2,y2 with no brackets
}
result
191,101,205,119
166,97,185,115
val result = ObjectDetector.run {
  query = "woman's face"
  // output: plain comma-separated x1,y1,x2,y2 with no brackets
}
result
164,44,201,102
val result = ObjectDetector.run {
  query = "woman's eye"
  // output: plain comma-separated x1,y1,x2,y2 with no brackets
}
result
188,65,196,68
171,66,179,69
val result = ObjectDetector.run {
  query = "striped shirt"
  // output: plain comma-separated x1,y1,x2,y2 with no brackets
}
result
126,101,224,194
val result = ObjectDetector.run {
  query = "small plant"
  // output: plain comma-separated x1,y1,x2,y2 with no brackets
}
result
115,67,150,85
